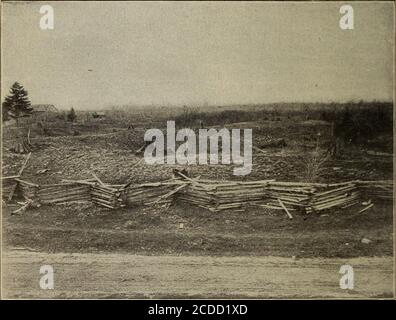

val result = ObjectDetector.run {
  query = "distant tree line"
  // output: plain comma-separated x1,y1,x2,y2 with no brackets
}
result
174,101,393,141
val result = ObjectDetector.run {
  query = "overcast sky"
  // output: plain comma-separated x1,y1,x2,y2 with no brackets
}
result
1,1,394,110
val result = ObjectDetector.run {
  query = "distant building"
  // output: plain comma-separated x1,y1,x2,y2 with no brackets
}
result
32,104,58,114
31,104,58,122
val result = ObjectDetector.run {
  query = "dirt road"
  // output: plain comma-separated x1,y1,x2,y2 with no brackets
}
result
2,250,393,299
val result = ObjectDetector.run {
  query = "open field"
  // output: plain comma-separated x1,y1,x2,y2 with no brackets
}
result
2,116,393,185
2,104,394,298
2,0,394,300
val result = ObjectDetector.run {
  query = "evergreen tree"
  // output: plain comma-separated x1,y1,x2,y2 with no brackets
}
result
2,82,32,125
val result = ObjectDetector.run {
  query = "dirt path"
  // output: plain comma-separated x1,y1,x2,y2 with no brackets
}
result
2,250,393,299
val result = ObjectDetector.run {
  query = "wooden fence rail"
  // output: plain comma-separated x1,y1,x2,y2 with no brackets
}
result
1,175,393,214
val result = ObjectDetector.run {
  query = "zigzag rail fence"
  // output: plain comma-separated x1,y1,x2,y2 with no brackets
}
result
2,171,392,217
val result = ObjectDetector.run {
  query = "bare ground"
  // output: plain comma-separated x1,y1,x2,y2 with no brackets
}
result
2,250,393,299
2,118,393,299
2,200,394,298
2,201,393,258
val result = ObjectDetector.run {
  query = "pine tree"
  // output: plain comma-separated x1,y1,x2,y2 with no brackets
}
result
2,82,33,125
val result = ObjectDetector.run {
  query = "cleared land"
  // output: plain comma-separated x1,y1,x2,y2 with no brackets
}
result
2,105,394,298
2,201,393,258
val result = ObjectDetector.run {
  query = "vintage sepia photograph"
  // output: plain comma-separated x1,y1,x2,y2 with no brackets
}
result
1,1,394,301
